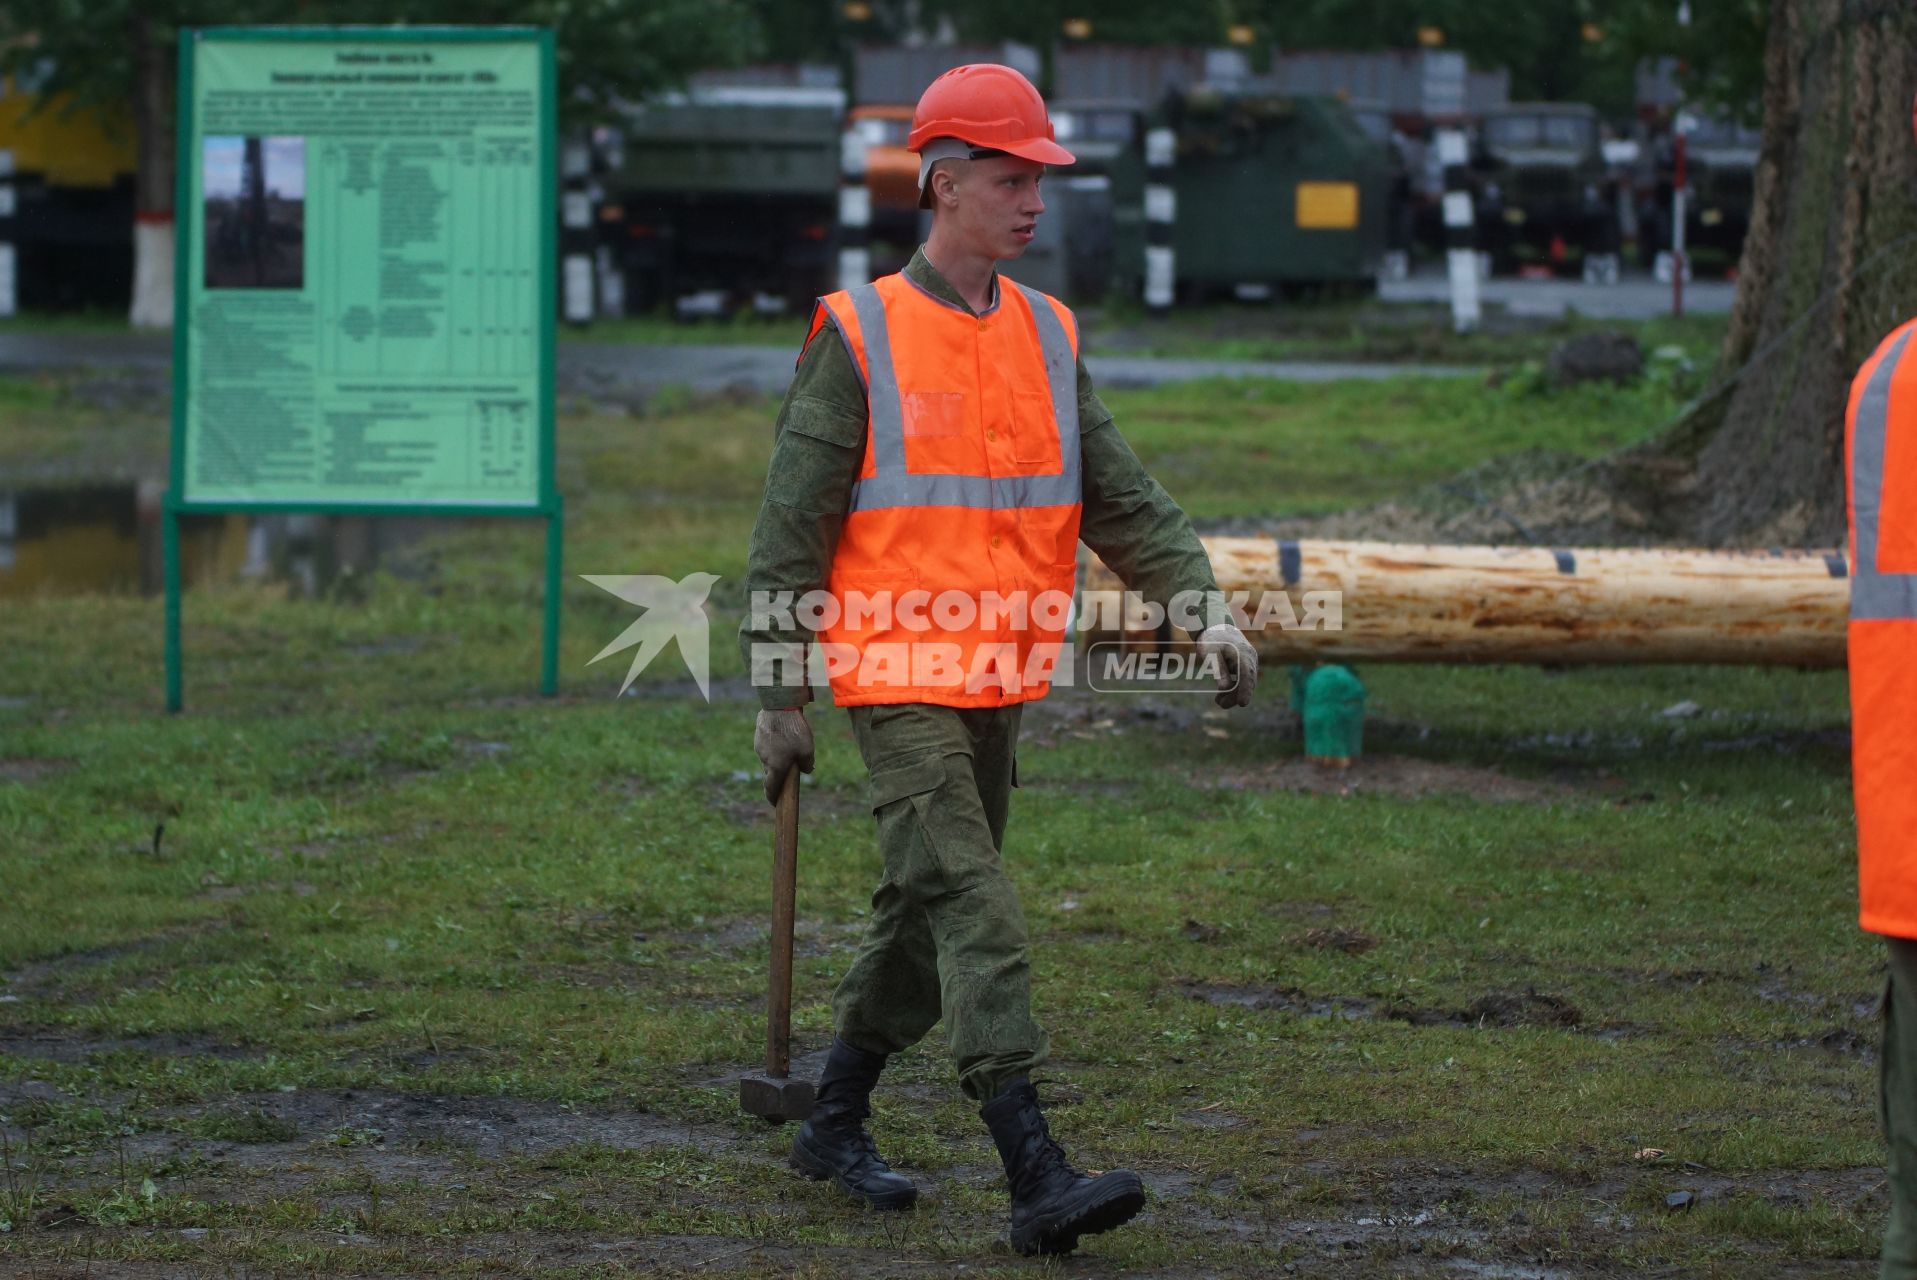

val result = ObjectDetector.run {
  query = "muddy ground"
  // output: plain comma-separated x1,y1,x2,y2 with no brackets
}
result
0,1020,1885,1279
0,830,1887,1280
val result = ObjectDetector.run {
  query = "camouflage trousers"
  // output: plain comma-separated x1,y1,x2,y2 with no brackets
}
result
1884,937,1917,1278
832,702,1049,1101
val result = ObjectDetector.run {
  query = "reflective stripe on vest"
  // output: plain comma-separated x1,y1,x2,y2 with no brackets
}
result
845,280,1081,513
1851,327,1917,621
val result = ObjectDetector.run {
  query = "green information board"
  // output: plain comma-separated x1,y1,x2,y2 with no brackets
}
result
165,27,562,709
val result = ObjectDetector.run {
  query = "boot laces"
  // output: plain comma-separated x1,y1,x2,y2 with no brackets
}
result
817,1109,885,1163
1025,1107,1077,1181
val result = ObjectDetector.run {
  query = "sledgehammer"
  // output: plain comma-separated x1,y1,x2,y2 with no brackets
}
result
739,768,815,1123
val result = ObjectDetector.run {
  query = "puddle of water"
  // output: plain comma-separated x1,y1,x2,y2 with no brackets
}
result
0,481,440,598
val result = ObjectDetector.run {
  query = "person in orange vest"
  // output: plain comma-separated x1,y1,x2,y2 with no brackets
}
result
740,64,1258,1254
1849,293,1917,1276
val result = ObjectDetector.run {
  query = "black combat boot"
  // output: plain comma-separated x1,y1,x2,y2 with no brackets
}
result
789,1037,918,1210
979,1076,1145,1255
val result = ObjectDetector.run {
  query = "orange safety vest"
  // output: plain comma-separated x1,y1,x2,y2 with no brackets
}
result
800,272,1083,708
1848,318,1917,938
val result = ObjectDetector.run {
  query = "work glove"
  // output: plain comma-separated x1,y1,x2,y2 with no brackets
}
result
1195,622,1259,710
754,707,815,805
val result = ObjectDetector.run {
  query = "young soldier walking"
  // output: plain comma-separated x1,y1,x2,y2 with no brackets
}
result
740,63,1258,1255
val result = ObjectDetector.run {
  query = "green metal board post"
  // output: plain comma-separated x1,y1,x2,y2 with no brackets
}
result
163,498,183,713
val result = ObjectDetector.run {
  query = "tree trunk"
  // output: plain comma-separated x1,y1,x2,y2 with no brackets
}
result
1651,0,1917,547
128,11,175,330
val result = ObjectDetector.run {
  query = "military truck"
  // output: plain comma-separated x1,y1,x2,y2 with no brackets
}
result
604,85,844,315
1637,114,1758,277
1264,48,1518,268
1471,103,1622,280
1148,86,1392,298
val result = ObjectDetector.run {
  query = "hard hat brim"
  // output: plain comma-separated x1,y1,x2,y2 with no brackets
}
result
999,137,1076,166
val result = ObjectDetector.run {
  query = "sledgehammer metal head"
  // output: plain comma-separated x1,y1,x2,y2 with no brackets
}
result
741,769,813,1124
739,1072,815,1124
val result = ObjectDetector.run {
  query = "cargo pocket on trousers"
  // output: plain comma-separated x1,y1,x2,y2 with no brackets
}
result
867,754,957,902
868,755,946,812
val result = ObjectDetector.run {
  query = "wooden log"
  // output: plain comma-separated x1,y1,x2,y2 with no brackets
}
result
1080,538,1849,667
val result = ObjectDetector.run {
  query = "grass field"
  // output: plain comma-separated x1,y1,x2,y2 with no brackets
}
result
0,336,1881,1277
0,296,1730,370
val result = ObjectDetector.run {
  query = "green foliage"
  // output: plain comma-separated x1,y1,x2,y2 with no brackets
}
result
928,0,1232,52
1240,0,1767,118
1600,0,1771,122
917,0,1768,122
1,0,1771,149
0,0,757,126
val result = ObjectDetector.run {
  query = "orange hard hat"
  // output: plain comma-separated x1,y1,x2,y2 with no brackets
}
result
907,63,1075,167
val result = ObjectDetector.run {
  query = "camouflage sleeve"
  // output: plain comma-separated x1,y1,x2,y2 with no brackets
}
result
738,323,868,711
1075,358,1230,633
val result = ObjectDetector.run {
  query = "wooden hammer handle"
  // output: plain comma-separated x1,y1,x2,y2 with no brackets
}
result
766,767,800,1078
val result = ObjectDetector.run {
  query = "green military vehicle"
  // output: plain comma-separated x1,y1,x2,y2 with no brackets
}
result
1148,87,1392,299
604,87,844,315
1471,103,1622,280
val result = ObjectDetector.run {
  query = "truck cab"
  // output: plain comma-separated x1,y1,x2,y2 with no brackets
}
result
606,85,844,316
1472,102,1621,278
